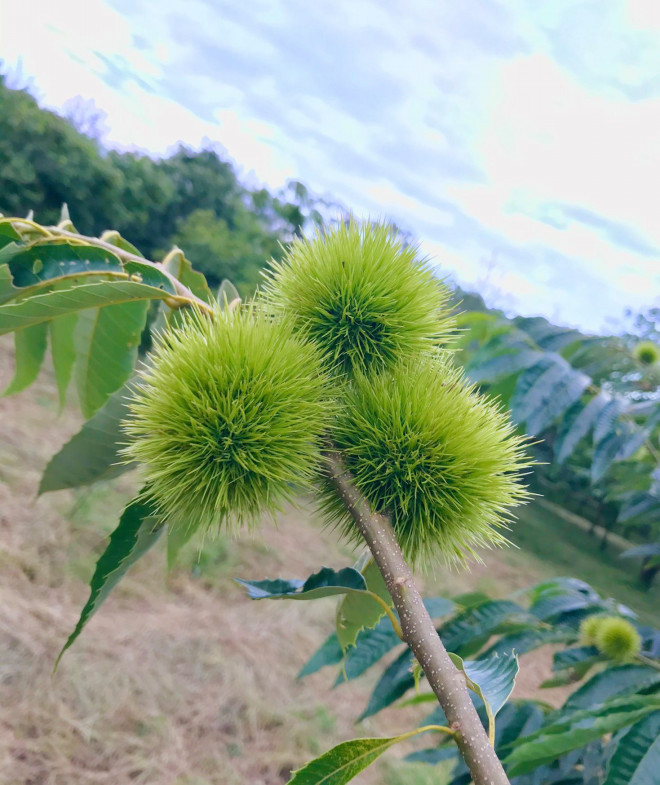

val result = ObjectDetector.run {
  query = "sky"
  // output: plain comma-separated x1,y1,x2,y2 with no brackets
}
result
1,0,660,333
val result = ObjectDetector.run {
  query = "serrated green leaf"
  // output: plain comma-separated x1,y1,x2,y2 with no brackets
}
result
0,263,17,303
286,727,447,785
592,431,629,484
466,349,541,384
236,567,367,601
405,745,459,765
337,597,455,689
448,651,519,741
555,393,608,464
621,542,660,560
0,279,173,335
55,494,164,667
453,651,519,716
422,597,457,620
505,705,658,776
336,557,392,652
511,355,589,435
594,397,626,445
618,494,660,525
529,588,594,621
74,300,148,418
482,627,570,659
50,314,77,408
509,355,558,423
3,322,48,395
298,633,344,678
604,710,660,785
440,600,525,656
39,385,133,493
525,364,590,436
360,647,415,719
4,242,124,291
562,665,660,714
552,646,600,672
0,221,21,251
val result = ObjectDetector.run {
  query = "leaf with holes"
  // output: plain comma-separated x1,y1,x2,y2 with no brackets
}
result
0,279,173,335
3,241,125,293
163,248,214,303
335,618,403,686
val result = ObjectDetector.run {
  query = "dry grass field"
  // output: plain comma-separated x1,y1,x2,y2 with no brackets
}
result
1,339,652,785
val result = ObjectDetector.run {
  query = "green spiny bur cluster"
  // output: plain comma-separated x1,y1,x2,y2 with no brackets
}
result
594,617,642,662
633,340,660,366
320,357,531,565
579,615,641,662
123,308,331,533
579,614,603,646
262,220,454,376
123,220,530,566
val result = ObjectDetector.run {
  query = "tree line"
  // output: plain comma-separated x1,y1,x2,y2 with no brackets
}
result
0,73,326,293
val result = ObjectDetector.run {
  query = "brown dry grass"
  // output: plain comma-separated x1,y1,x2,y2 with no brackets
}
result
0,339,573,785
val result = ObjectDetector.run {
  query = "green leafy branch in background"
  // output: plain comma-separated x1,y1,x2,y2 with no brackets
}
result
275,574,660,784
456,307,660,584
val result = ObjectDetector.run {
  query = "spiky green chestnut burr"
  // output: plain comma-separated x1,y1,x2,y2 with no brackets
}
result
262,221,454,377
320,357,530,565
594,617,641,662
633,340,660,366
579,614,603,646
123,309,331,532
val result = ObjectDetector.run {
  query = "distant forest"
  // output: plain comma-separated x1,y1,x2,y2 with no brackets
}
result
0,73,331,294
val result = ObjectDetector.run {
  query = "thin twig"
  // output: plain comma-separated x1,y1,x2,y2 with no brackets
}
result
324,450,511,785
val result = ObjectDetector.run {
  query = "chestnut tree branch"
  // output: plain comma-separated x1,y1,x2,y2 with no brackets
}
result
324,450,511,785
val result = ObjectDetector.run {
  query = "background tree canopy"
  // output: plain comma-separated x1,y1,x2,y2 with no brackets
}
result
0,73,325,293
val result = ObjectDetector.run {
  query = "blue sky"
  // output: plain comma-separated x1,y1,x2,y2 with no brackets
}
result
2,0,660,332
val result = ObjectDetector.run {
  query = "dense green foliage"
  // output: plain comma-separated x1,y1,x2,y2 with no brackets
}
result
280,572,660,785
453,298,660,581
